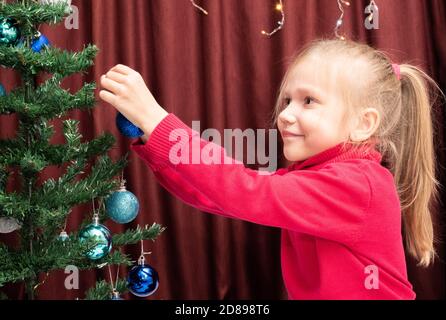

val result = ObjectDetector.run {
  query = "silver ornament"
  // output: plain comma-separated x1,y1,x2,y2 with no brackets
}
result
0,217,22,233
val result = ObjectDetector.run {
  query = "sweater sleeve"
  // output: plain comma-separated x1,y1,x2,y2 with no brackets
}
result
131,114,371,244
131,138,290,220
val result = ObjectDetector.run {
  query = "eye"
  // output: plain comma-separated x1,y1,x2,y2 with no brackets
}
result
304,96,316,105
282,97,291,107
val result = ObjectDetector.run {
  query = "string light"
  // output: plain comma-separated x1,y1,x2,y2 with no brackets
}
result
261,0,285,37
334,0,350,40
190,0,208,15
367,0,378,23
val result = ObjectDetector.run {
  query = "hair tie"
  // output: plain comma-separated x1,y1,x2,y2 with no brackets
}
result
392,63,401,81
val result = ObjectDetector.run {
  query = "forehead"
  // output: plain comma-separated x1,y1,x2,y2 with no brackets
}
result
284,57,337,98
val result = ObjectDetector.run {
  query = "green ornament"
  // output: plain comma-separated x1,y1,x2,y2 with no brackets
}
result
0,18,20,46
79,215,112,260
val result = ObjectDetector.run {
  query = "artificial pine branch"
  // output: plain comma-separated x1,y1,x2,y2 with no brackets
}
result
0,82,96,118
0,0,164,300
0,2,68,32
0,164,8,190
0,45,98,76
85,278,129,300
113,223,167,246
0,133,117,169
0,224,165,285
0,191,28,220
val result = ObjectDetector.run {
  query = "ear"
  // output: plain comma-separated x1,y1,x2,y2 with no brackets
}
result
349,108,380,142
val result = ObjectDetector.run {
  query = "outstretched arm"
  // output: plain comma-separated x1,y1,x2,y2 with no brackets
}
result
100,64,371,246
131,114,371,245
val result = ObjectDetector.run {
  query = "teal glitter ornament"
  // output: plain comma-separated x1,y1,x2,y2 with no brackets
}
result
105,179,139,224
0,18,20,45
79,215,112,260
0,84,6,96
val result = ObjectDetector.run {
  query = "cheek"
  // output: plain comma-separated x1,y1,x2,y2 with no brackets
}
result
299,110,325,132
302,110,346,141
308,110,345,134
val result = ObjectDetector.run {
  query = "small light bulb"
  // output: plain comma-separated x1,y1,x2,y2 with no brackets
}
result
261,0,284,37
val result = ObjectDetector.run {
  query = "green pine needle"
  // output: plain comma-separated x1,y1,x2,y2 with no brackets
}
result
0,0,165,299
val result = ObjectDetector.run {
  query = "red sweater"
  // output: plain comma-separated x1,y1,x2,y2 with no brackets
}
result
131,114,416,300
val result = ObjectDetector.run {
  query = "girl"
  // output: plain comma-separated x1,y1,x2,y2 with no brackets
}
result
99,39,443,300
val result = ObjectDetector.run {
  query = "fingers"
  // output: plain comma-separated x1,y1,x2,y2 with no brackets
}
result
99,90,116,106
110,64,134,75
105,70,127,83
100,75,124,95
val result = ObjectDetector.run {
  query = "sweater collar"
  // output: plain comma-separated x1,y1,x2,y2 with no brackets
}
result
290,142,383,171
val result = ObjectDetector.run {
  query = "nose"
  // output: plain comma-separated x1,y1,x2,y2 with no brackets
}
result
278,106,297,125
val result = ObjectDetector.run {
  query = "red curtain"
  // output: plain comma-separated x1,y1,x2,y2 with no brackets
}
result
0,0,445,299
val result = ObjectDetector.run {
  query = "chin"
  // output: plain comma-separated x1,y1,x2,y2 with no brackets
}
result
283,148,307,162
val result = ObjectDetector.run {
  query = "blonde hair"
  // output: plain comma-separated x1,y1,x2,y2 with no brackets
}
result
272,38,445,267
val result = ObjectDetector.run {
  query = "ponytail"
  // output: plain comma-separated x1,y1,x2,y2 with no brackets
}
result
393,64,444,267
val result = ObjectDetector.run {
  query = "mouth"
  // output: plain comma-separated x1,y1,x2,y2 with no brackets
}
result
282,131,304,139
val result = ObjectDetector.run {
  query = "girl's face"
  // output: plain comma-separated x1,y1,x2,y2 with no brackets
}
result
277,59,352,162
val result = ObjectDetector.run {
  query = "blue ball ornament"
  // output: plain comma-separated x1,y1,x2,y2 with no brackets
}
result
0,84,6,96
16,32,51,53
31,33,51,53
79,217,112,260
127,260,159,297
116,112,144,138
105,180,139,224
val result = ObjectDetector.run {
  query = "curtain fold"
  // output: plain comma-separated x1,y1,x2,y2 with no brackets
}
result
0,0,444,299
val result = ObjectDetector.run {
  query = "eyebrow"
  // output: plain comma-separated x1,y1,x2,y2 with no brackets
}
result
284,85,325,98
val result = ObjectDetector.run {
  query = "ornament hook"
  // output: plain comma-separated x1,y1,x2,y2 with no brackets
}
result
139,240,152,264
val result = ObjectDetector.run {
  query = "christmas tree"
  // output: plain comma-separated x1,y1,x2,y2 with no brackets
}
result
0,0,164,300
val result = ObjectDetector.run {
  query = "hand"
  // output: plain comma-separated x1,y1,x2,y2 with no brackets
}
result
99,64,169,136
